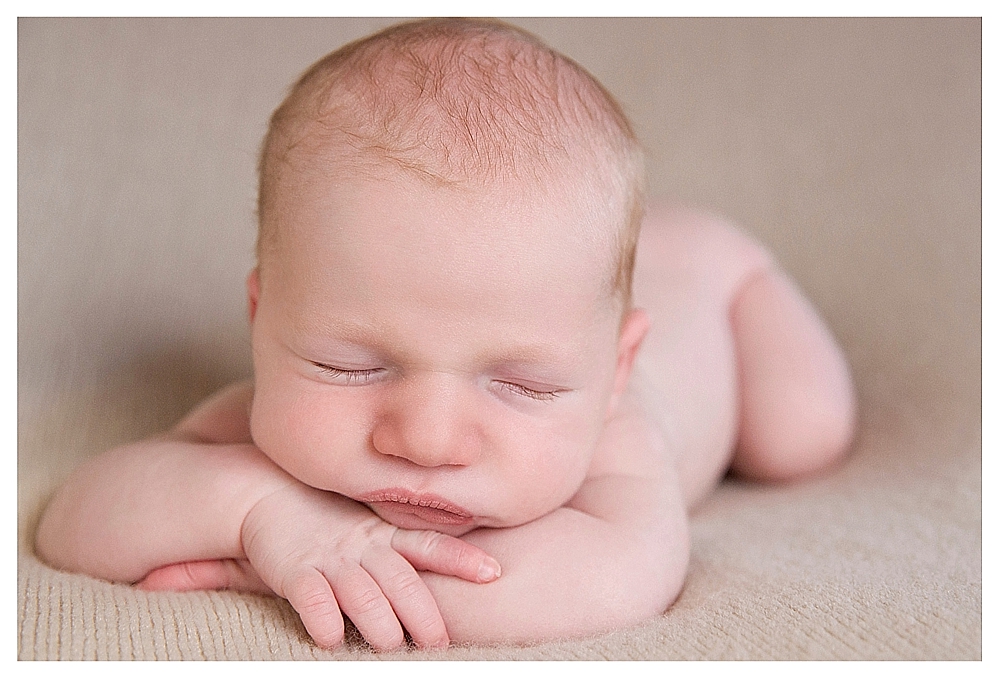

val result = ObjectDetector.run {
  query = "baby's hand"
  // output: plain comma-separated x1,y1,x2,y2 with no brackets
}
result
141,483,500,651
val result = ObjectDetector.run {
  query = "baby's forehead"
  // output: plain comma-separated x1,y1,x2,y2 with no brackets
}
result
271,163,622,303
257,19,642,311
305,156,616,242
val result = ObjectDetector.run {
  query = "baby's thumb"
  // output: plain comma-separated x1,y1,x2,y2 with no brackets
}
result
391,530,501,583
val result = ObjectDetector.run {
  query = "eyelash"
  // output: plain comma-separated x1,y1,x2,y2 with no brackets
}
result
311,362,561,401
311,363,384,384
495,381,561,401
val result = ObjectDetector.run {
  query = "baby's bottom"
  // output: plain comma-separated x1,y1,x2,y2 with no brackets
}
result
632,204,856,508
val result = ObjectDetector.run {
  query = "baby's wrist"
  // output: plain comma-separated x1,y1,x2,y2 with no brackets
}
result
191,443,297,554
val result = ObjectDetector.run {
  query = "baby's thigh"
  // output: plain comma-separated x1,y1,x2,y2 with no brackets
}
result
631,204,771,506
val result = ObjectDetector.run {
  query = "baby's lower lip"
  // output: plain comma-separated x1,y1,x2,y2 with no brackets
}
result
359,491,474,526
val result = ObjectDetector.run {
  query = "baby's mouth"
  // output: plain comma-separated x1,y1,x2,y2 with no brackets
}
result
358,489,474,526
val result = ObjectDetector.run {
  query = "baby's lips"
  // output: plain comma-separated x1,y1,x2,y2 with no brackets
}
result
477,556,502,583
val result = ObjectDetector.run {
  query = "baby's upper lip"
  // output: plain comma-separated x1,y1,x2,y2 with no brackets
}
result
357,488,472,518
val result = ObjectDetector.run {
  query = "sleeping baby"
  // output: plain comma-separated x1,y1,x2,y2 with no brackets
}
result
35,18,856,650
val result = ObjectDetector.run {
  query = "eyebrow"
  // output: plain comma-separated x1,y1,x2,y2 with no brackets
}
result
485,342,581,369
290,318,389,354
477,339,588,387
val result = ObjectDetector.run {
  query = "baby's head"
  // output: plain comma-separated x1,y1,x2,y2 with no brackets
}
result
257,17,645,310
248,19,651,534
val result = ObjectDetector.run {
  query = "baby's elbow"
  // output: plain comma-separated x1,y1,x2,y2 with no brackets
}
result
33,455,130,579
615,571,685,631
34,511,57,566
642,539,689,621
34,489,76,571
596,527,690,633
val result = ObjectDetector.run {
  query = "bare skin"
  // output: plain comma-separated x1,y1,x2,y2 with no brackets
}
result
633,204,856,506
35,195,855,649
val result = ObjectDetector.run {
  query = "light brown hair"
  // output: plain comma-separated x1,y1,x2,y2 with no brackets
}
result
257,18,645,308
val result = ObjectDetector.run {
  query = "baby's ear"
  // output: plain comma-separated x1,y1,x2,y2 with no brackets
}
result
247,268,260,324
609,308,650,411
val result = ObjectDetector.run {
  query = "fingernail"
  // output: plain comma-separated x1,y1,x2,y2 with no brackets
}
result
478,557,501,582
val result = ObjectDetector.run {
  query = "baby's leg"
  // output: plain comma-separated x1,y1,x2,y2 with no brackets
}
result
632,204,855,507
727,263,856,482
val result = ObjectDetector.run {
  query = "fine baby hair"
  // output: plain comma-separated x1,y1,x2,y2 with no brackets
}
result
257,17,646,307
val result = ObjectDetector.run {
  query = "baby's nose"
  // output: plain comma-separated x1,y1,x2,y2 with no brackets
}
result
371,376,481,467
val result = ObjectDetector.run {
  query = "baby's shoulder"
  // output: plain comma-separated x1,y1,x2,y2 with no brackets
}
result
585,392,672,482
172,380,255,444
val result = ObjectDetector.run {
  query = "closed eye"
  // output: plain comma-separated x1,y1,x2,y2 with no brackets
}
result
311,362,385,385
495,381,562,401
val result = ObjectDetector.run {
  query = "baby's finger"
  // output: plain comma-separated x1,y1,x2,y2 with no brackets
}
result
330,565,405,651
362,547,449,649
282,569,346,649
391,529,501,583
137,559,272,594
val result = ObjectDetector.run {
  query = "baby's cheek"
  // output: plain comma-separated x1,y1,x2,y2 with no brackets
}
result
510,434,593,516
283,396,370,491
248,387,300,473
250,386,346,490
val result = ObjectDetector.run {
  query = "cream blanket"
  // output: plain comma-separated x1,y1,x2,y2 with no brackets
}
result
17,17,981,660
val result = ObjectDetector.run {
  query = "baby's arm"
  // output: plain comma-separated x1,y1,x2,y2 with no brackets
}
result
164,395,688,643
34,390,286,582
35,383,501,651
421,393,689,644
124,387,688,646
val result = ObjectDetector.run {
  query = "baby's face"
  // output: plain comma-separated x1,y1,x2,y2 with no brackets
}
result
249,165,641,535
